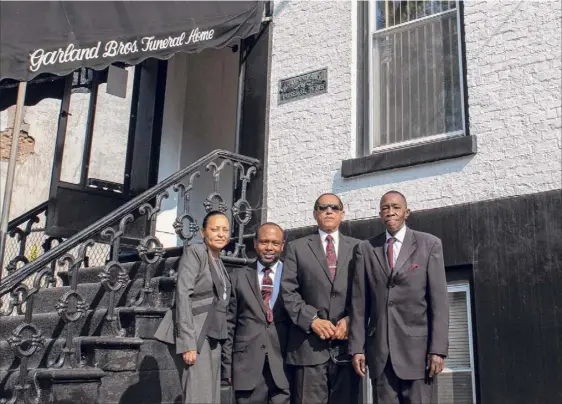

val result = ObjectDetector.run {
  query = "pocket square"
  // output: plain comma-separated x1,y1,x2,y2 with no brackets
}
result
409,264,420,270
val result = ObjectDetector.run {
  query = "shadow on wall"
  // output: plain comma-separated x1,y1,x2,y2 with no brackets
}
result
119,355,181,404
332,155,474,194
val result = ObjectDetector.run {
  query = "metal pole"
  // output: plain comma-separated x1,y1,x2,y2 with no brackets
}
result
0,81,28,279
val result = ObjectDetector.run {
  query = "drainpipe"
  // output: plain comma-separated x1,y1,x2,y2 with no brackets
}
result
0,81,28,280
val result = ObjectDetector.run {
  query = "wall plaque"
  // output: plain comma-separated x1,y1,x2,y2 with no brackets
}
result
278,68,327,104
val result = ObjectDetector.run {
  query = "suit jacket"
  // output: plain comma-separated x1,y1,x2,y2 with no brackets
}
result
281,231,360,366
154,243,226,354
348,228,449,380
222,263,290,391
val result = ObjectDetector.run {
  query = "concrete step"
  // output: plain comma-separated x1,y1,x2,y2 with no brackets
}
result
0,309,119,341
57,257,180,286
0,368,106,404
31,279,143,314
0,337,66,370
78,336,144,372
97,369,183,404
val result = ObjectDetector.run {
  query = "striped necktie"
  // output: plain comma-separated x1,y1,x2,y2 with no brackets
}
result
261,267,274,323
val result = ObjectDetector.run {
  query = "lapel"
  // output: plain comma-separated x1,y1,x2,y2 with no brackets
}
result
207,252,223,298
392,228,417,279
244,264,266,316
334,235,351,283
308,233,333,283
370,233,391,278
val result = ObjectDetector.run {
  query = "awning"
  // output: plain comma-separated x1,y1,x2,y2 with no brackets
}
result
0,1,264,82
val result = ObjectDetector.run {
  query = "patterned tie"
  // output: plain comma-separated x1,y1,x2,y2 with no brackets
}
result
261,267,274,323
325,235,337,281
387,237,396,273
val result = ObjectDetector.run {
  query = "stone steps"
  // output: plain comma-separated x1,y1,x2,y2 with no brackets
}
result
0,252,218,403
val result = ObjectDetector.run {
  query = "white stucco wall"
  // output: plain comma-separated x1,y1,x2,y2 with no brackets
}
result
264,0,562,230
156,47,239,246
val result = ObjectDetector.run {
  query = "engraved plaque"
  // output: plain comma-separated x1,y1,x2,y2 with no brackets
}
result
278,68,328,104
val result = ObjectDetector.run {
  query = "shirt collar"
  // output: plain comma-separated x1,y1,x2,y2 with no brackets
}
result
257,260,280,274
319,229,340,244
386,224,407,243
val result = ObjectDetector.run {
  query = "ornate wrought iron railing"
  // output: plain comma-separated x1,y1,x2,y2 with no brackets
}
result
0,150,260,404
2,202,110,285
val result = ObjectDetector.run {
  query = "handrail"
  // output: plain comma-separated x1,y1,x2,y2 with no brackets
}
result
7,201,48,230
0,149,260,295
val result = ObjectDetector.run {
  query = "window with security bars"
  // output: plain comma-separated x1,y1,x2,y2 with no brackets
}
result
369,0,466,148
437,283,476,404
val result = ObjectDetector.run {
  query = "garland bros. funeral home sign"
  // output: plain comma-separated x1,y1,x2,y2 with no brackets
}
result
28,28,214,73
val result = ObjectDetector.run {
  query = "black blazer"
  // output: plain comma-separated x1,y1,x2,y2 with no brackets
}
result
281,231,360,366
348,228,449,380
222,263,290,391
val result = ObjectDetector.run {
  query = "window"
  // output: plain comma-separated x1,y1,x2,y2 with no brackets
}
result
368,0,466,150
437,282,477,404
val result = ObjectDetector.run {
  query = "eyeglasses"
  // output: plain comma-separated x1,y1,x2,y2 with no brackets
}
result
316,204,342,212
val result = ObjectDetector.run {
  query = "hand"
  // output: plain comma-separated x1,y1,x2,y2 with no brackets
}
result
183,350,197,366
222,378,232,385
332,317,348,340
427,354,445,377
311,319,336,340
352,354,366,377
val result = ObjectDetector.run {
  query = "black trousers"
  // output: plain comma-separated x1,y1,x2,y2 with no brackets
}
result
372,358,435,404
235,357,290,404
292,360,361,404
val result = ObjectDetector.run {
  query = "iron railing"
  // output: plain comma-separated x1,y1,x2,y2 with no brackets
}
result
2,202,110,285
0,149,260,403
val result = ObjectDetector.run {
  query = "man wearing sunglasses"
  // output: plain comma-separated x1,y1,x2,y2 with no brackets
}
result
281,193,361,404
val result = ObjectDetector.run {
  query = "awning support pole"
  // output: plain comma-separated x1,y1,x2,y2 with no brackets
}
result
0,81,28,280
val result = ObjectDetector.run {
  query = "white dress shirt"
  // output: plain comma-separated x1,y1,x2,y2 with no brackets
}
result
257,260,283,308
385,225,407,267
319,229,340,258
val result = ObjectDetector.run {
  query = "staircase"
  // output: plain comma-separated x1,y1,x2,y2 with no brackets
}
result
0,150,260,404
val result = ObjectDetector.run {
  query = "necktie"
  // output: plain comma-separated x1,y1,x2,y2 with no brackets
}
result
261,268,274,323
325,235,337,281
387,237,396,272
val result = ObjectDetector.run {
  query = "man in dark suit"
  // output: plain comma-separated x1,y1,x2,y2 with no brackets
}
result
281,193,361,404
222,222,291,404
349,190,449,404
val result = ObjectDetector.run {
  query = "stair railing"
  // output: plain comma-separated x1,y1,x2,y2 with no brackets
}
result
0,149,260,403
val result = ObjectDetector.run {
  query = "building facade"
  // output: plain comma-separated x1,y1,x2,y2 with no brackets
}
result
264,1,561,403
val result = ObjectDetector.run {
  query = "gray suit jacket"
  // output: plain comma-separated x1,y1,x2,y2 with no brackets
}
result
281,232,360,366
348,228,449,380
222,263,290,391
154,243,224,354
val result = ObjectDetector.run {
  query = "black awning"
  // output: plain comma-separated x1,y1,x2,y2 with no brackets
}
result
0,1,263,82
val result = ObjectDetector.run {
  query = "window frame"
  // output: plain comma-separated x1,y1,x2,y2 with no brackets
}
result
442,281,477,404
365,0,468,153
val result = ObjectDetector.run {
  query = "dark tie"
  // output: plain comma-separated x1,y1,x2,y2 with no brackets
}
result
387,237,396,272
325,235,337,281
261,268,274,323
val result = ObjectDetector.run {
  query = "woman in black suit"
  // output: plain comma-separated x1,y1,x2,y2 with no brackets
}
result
155,210,232,404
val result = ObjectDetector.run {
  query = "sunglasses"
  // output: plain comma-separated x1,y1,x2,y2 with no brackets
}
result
316,204,343,212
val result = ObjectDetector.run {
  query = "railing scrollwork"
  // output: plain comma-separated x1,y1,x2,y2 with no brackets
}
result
0,150,260,403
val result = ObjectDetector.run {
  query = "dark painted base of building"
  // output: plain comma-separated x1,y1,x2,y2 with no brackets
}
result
284,189,562,404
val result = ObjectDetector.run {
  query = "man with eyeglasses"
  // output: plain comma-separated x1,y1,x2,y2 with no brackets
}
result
281,193,361,404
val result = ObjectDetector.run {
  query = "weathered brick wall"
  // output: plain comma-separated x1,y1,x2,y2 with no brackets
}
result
265,0,561,229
